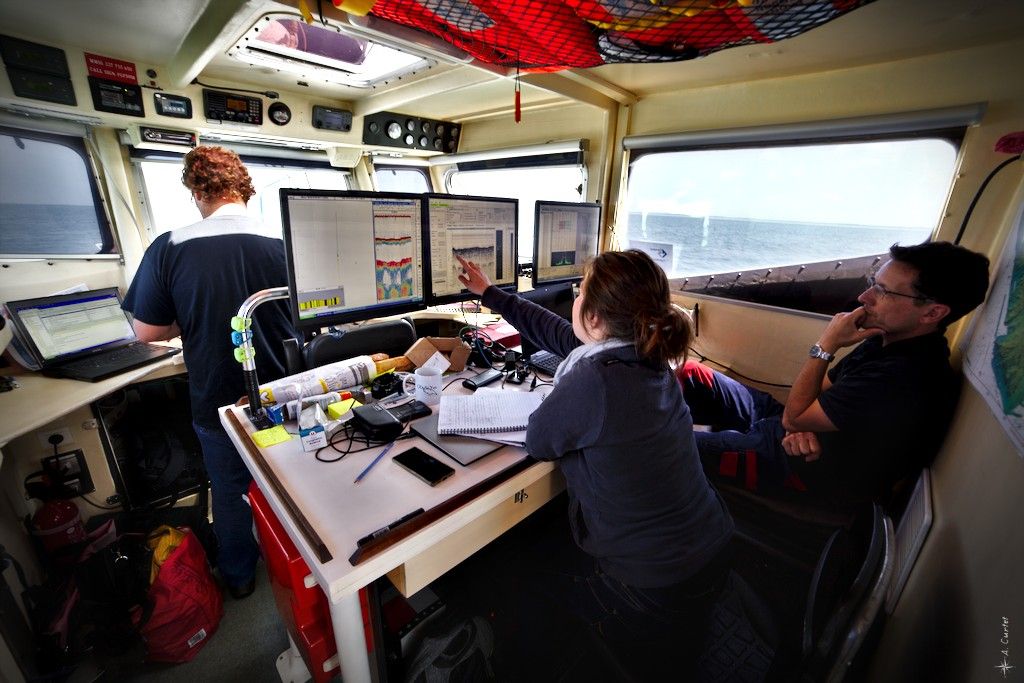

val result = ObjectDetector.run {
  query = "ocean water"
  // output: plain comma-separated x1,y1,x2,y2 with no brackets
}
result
627,213,931,277
0,203,106,254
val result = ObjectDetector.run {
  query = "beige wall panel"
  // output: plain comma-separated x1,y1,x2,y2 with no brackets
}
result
867,386,1024,682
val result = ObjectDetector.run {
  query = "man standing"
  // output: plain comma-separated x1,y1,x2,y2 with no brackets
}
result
679,241,989,508
123,146,297,598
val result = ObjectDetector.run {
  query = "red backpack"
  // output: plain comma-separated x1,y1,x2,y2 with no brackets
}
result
133,527,223,663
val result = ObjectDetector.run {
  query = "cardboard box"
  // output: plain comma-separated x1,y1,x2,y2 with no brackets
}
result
404,337,471,372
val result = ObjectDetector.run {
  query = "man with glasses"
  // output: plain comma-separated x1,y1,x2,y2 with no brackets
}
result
677,241,989,509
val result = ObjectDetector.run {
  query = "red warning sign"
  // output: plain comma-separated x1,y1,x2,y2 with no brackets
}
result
84,52,137,85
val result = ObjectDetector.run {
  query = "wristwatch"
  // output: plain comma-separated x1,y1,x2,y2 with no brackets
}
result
809,344,835,362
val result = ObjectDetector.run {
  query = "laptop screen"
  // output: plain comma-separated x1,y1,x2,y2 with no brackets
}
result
7,288,136,362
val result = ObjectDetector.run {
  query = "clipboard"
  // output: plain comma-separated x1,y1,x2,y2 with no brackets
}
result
410,413,504,466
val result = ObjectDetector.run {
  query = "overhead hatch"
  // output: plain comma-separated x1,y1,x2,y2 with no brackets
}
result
229,13,436,88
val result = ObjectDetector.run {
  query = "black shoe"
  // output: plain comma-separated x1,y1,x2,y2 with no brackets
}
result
228,578,256,600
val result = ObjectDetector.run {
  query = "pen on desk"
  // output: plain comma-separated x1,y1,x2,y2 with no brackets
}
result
353,440,398,484
356,507,425,547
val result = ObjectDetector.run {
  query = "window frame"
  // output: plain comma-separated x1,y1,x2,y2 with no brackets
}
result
130,147,351,240
0,125,115,257
372,164,432,193
624,128,965,315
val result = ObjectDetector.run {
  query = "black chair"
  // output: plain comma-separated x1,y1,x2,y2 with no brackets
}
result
798,502,895,682
695,498,894,683
282,318,417,374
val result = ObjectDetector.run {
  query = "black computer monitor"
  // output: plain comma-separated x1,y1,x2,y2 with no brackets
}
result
280,189,427,329
532,200,601,286
517,282,575,356
424,194,518,305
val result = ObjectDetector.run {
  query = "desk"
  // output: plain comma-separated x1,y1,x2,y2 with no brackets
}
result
220,379,565,683
0,349,185,450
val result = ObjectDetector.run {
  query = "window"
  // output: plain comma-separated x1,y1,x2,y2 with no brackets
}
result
446,166,586,264
627,138,957,278
0,126,112,255
375,166,430,193
625,136,959,313
134,154,350,238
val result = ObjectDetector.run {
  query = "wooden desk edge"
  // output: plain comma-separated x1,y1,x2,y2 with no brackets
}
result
224,408,333,563
0,352,186,448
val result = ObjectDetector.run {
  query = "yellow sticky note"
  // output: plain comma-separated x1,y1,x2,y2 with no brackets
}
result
251,425,292,448
327,398,362,420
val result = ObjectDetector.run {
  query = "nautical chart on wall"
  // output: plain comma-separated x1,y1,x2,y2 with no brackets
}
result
962,195,1024,456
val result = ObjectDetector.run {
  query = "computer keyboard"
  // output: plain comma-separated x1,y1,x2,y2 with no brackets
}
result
528,350,563,376
51,343,179,381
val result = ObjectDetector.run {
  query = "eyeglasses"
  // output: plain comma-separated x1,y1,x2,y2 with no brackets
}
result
865,276,932,302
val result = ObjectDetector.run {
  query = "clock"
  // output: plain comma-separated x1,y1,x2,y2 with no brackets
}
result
386,121,402,139
268,101,291,126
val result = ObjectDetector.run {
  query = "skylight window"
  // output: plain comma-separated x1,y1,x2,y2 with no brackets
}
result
230,15,434,88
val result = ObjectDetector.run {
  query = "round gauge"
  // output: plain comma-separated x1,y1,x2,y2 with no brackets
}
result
419,136,428,147
433,138,442,150
406,119,415,131
368,121,380,134
421,121,431,133
386,121,402,139
450,127,459,139
268,102,291,126
404,134,414,145
447,139,456,151
435,123,444,135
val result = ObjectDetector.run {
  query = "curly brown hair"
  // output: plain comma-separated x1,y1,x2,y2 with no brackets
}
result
181,146,255,203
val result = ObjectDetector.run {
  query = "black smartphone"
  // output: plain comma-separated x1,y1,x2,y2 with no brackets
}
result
392,447,455,486
463,368,503,390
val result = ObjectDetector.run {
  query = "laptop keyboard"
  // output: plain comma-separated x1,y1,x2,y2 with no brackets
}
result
529,350,563,376
57,343,175,375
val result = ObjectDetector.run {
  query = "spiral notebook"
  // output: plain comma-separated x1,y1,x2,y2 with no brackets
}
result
437,389,543,435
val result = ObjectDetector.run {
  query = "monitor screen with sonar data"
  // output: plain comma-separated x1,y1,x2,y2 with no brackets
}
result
533,201,601,286
424,194,518,305
280,190,426,328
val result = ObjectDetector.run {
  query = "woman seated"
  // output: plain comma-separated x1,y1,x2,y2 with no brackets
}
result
456,250,734,677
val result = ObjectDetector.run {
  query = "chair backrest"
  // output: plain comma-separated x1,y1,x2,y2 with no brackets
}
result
801,502,895,682
302,318,417,370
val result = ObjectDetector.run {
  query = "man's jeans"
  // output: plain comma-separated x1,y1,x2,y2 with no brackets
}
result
676,361,791,490
193,421,259,588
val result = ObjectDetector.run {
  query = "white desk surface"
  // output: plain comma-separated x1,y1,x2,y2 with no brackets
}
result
0,347,186,448
221,378,558,604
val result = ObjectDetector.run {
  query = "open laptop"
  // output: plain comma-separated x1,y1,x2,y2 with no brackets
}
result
5,287,180,382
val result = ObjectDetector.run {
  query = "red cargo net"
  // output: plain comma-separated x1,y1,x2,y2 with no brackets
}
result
345,0,875,71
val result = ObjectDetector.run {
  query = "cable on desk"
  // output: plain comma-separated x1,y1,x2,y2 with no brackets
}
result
315,419,416,463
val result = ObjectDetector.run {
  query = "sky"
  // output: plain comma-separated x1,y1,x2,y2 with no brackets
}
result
0,134,97,206
626,138,958,228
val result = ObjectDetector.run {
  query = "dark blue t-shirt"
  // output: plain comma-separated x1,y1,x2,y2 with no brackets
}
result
123,214,298,428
